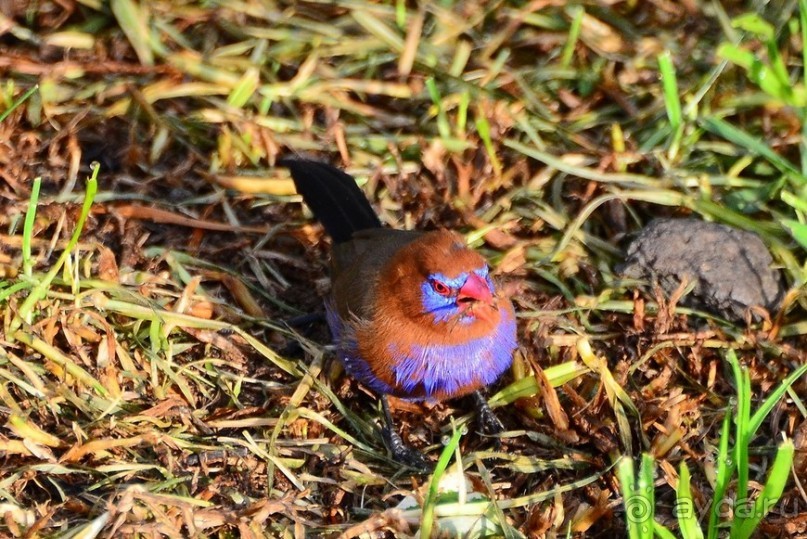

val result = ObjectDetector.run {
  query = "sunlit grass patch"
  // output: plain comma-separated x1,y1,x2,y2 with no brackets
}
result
619,350,807,539
0,0,806,536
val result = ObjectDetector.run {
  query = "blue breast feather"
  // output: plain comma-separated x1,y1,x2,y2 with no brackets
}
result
325,298,517,401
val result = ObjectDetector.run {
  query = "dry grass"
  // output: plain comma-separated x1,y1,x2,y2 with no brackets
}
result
0,0,806,537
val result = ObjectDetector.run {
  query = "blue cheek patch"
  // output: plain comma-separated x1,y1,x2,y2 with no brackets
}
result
420,267,495,323
420,272,468,322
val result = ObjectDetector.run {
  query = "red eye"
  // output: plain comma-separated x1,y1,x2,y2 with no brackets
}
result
431,280,451,296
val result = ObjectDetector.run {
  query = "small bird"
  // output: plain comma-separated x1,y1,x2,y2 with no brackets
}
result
284,159,518,468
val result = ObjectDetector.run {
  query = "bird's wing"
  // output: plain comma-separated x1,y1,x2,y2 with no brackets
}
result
331,229,424,320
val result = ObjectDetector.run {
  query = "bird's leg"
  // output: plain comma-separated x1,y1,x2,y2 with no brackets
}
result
471,391,505,437
380,395,430,470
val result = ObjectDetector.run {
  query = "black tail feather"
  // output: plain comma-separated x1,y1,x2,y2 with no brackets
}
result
281,159,382,244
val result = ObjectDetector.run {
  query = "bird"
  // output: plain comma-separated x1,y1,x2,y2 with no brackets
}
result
283,158,518,468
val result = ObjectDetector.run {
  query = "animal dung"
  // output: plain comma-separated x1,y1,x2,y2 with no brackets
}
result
619,218,785,322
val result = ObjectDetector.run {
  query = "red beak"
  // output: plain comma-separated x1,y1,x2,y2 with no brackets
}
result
457,272,493,304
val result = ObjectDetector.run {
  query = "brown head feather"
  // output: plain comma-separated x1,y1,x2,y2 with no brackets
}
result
374,230,489,317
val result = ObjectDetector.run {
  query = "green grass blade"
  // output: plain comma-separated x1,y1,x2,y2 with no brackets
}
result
707,409,733,539
0,84,38,123
22,177,41,278
13,330,108,396
765,38,794,98
489,360,589,407
654,522,678,539
658,51,682,130
294,407,375,454
395,0,406,28
637,454,655,539
110,0,154,66
421,424,465,539
617,456,641,539
11,164,100,332
351,9,404,52
801,0,807,177
802,0,807,76
735,365,752,503
227,67,259,108
717,41,797,104
788,385,807,420
730,13,774,40
426,77,450,140
781,189,807,213
700,116,806,185
475,114,502,176
747,363,807,437
561,6,583,68
734,439,795,539
676,462,704,539
456,91,469,135
0,281,34,303
658,50,682,155
780,219,807,250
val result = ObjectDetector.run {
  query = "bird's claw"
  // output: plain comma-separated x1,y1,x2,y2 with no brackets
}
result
381,427,431,471
476,404,505,437
471,391,504,447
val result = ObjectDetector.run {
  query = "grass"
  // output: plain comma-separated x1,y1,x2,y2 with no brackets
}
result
0,0,806,537
618,350,807,539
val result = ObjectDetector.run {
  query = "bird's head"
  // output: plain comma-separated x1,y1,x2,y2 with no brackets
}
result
380,230,506,328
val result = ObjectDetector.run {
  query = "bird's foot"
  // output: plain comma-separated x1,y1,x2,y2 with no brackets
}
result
381,426,431,471
477,405,505,437
472,391,505,437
